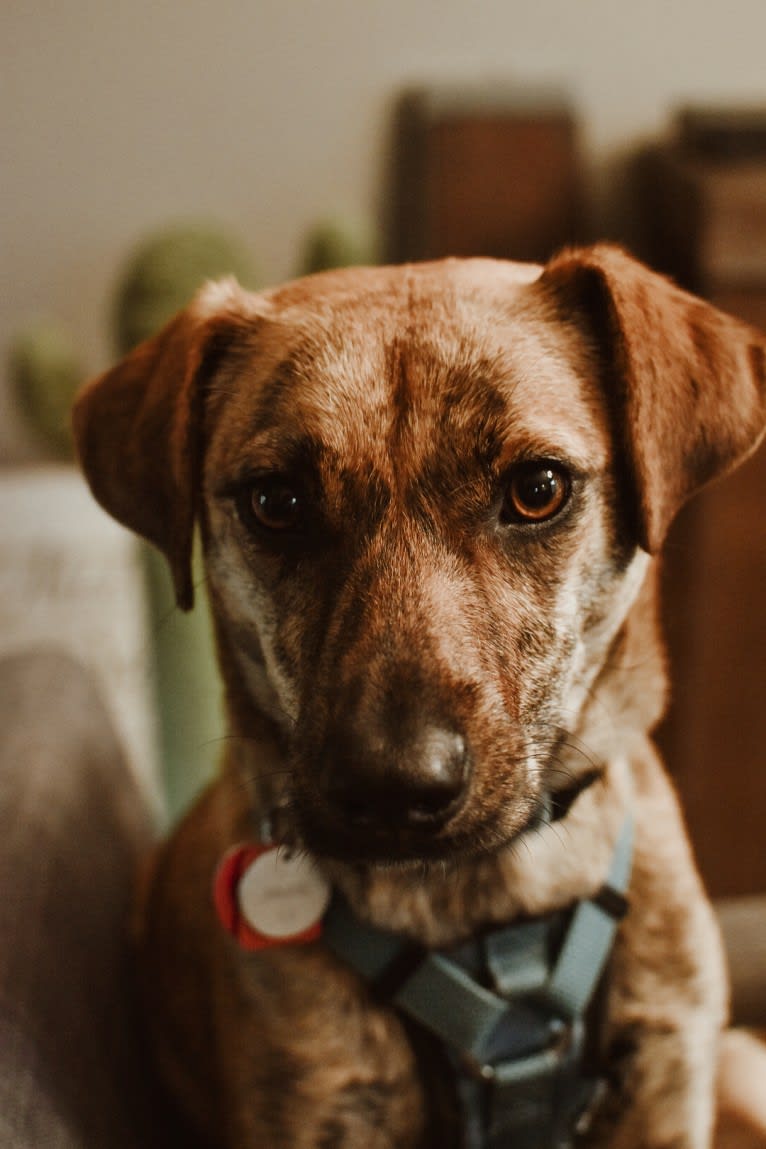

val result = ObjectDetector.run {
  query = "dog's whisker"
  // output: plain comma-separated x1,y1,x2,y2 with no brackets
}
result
545,819,571,852
148,601,185,638
553,741,601,771
543,764,580,786
196,732,263,750
230,768,295,786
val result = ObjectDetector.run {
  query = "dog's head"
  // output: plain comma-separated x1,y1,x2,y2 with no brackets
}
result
73,247,766,865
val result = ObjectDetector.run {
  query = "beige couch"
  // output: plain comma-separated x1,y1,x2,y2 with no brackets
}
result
0,651,199,1148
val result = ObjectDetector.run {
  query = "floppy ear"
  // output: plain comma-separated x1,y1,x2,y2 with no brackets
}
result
539,244,766,552
72,279,257,610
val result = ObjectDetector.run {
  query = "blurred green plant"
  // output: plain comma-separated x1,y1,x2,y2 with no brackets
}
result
113,222,258,355
299,216,378,275
9,320,84,458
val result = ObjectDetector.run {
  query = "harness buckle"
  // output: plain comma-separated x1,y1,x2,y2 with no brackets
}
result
459,1015,581,1084
455,1016,597,1149
459,1053,498,1082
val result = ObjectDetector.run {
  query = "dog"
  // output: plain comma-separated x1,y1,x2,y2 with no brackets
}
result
73,245,766,1149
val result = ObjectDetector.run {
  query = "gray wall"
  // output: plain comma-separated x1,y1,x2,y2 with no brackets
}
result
4,0,766,456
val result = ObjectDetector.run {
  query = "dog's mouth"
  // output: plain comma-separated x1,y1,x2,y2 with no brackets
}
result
285,750,602,869
275,726,601,869
291,790,546,869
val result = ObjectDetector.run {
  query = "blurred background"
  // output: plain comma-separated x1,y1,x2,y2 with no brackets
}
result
2,0,766,898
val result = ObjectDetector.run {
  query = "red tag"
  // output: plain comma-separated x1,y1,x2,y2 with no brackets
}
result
213,842,330,951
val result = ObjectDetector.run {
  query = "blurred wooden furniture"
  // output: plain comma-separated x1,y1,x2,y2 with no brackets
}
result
641,110,766,897
388,84,582,264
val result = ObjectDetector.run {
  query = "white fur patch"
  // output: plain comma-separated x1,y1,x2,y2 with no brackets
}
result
192,277,270,323
206,539,300,726
560,549,651,725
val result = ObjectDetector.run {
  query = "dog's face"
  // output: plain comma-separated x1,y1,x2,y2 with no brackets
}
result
73,248,766,866
200,262,645,864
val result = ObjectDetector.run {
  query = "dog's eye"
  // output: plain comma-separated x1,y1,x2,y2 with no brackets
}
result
239,479,301,533
501,463,569,524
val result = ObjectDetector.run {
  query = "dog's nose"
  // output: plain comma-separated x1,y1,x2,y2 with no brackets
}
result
322,726,470,828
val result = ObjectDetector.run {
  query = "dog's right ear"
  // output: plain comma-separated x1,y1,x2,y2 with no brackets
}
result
73,279,260,611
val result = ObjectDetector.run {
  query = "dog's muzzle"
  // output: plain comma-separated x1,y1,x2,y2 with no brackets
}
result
318,722,470,830
293,709,476,862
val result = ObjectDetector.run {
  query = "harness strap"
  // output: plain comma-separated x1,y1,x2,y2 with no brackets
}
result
323,810,634,1149
325,898,547,1060
542,812,633,1022
467,812,634,1149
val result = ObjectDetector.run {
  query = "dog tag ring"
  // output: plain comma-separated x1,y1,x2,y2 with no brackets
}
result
214,843,331,951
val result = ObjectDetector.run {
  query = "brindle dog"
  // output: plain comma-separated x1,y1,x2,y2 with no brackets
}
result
74,246,766,1149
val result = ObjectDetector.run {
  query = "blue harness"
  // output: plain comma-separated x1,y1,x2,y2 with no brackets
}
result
323,810,634,1148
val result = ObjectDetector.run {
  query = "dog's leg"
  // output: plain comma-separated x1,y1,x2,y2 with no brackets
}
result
137,784,446,1149
211,960,432,1149
586,750,727,1149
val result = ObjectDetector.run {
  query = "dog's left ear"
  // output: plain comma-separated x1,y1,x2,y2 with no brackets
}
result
539,244,766,552
73,280,259,610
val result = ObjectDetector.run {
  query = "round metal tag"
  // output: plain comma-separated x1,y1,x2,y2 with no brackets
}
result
237,848,331,940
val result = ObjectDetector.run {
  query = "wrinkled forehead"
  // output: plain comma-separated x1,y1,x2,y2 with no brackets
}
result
203,264,611,485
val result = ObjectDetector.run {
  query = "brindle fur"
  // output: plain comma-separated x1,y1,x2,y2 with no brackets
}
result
73,247,766,1148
